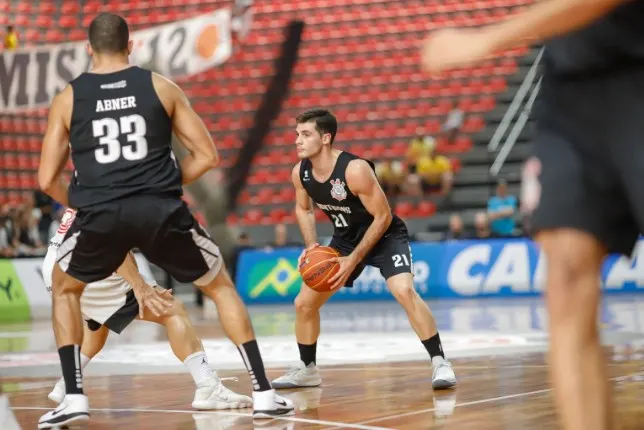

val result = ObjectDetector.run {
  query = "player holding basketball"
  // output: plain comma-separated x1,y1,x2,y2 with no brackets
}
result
43,208,252,411
37,13,293,428
422,0,644,429
272,109,456,390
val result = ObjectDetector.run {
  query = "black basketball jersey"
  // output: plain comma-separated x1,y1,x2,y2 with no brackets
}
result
544,0,644,76
67,66,182,209
299,151,405,244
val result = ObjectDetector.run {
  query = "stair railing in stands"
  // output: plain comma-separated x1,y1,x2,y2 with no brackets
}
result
490,76,542,177
488,47,544,153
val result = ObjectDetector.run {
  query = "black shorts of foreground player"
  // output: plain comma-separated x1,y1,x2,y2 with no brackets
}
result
271,109,457,391
36,12,293,429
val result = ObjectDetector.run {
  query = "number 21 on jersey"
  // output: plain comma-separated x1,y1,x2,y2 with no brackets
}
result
331,213,349,228
92,114,148,164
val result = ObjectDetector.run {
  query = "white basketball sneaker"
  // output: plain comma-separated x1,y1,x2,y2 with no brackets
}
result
192,376,253,410
252,389,295,419
432,360,457,390
38,394,89,429
47,378,65,405
271,361,321,389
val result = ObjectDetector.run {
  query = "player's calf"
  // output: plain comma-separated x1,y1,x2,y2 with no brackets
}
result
387,273,457,389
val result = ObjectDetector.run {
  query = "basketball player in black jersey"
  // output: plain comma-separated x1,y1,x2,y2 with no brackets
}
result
37,13,293,428
271,109,457,390
423,1,643,429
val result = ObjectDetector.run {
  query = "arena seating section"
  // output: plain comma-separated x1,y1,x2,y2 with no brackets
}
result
1,0,536,234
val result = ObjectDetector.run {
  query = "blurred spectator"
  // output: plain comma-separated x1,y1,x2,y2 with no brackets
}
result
442,107,464,146
376,160,405,196
34,190,55,243
487,179,517,237
416,149,453,196
444,214,467,240
406,130,435,168
11,206,46,256
474,212,494,239
0,210,14,258
4,25,18,50
270,223,300,248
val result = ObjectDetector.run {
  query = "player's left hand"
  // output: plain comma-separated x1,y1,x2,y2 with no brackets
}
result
421,28,495,75
132,282,173,318
327,255,359,290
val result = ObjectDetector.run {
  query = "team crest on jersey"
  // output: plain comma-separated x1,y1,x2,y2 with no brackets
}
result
330,179,347,201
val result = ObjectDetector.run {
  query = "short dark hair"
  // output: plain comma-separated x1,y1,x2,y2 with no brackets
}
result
7,25,13,32
88,13,129,54
296,109,338,144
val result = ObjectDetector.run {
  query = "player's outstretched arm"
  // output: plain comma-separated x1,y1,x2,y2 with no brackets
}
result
38,85,73,207
292,163,318,248
116,252,172,318
422,0,632,74
152,73,218,185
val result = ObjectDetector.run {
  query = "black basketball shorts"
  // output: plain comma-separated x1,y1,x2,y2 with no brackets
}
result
528,69,644,256
329,223,413,287
56,195,223,286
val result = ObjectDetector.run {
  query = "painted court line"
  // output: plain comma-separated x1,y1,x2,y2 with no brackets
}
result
353,370,644,427
11,406,393,430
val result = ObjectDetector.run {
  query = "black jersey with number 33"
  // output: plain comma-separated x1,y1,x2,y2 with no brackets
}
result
299,151,405,244
67,66,182,209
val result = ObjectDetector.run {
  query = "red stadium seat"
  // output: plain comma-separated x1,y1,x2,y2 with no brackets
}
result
417,201,436,217
39,2,55,14
36,16,53,28
83,1,103,14
60,16,79,29
61,3,80,14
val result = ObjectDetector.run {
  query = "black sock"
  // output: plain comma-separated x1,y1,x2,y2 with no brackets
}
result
422,333,445,360
238,340,272,392
298,342,317,366
59,344,84,395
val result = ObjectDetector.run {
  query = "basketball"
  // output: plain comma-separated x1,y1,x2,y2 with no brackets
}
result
299,246,341,292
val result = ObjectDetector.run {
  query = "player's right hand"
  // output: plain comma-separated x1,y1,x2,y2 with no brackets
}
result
298,243,320,268
132,282,173,318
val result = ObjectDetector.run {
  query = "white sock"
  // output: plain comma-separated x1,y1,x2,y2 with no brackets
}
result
80,353,91,369
184,351,215,387
56,354,91,389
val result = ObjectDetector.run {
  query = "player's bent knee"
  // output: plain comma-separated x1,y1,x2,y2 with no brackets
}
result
387,273,417,304
294,289,327,314
389,283,417,307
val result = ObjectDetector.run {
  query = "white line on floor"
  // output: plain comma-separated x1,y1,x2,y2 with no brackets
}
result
350,370,644,427
11,406,393,430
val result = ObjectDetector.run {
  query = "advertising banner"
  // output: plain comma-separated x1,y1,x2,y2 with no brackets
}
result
235,239,644,304
0,9,232,112
0,255,155,322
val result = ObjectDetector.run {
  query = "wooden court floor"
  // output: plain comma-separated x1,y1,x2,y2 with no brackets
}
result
6,350,644,430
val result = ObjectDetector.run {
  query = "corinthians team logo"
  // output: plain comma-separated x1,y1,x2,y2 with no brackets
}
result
330,179,347,201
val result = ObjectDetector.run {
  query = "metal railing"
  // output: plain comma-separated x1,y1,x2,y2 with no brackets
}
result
490,76,541,176
488,47,543,152
488,47,544,177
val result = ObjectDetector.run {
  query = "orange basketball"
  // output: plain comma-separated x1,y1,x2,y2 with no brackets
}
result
299,246,341,292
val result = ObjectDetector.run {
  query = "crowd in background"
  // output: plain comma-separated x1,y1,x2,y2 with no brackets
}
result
0,191,62,258
443,179,520,241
